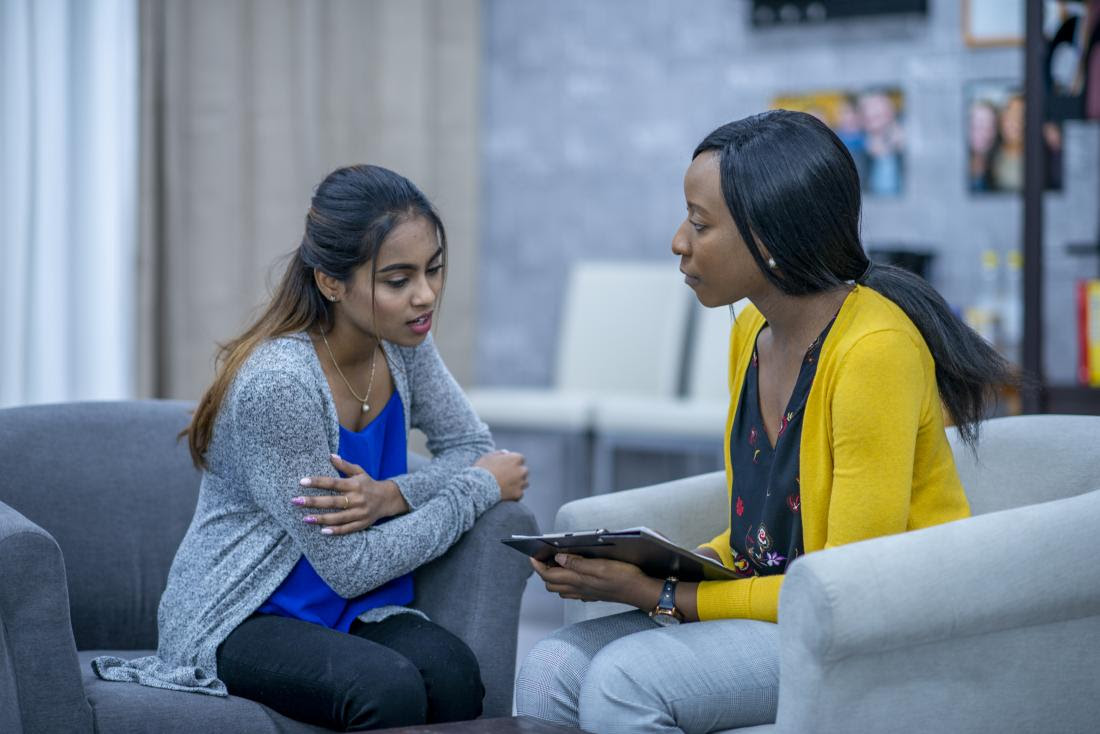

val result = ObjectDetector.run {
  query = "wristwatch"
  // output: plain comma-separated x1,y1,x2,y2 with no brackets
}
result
649,577,683,626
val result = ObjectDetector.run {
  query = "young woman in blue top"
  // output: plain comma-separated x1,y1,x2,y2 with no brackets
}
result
92,165,528,731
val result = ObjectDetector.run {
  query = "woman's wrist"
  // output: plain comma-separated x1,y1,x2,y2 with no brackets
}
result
623,577,700,622
623,576,665,611
381,480,410,516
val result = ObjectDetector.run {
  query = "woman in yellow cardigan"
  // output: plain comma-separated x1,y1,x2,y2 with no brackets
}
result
515,110,1011,733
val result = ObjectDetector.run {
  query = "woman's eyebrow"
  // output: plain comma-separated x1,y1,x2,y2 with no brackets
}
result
377,262,415,274
377,247,444,274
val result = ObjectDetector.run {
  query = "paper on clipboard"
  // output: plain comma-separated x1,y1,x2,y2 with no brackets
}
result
501,526,741,582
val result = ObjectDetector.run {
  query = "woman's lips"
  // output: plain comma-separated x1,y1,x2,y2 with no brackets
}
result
682,272,701,287
408,312,433,335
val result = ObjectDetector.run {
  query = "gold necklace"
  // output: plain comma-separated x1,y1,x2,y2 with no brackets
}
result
320,330,378,413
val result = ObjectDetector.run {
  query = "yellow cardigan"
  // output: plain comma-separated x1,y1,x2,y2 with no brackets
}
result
697,286,970,622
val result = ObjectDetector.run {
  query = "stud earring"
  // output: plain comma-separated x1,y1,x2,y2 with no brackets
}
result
329,295,337,302
767,257,777,269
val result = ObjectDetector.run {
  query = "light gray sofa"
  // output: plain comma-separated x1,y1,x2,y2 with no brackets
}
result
0,400,538,733
555,414,1100,734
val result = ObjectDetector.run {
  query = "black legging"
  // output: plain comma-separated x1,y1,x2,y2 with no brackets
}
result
216,612,484,731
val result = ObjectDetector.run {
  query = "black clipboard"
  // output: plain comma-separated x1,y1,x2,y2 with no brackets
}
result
501,527,740,582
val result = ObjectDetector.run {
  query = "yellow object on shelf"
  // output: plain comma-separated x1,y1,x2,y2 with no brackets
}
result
1081,280,1100,388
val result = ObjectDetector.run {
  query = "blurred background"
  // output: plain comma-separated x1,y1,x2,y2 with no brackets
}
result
4,0,1100,673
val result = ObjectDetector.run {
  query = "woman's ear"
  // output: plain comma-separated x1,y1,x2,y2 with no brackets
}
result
755,242,777,270
314,268,343,303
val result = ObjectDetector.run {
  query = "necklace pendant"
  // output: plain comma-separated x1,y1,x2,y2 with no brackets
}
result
362,402,370,413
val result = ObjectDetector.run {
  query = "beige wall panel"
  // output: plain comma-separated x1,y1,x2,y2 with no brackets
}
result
140,0,481,400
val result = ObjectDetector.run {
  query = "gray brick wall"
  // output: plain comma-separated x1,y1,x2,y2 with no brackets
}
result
478,0,1099,388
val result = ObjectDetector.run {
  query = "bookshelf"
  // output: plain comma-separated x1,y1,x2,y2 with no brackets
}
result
1022,0,1100,415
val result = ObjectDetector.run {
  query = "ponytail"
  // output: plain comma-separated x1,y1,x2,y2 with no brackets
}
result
860,263,1014,446
185,250,324,467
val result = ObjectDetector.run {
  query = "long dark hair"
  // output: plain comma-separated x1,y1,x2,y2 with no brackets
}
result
185,164,447,467
694,110,1012,446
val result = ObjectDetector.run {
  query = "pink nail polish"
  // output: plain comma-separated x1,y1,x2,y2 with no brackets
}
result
291,497,305,506
303,516,316,524
299,478,310,486
321,528,333,535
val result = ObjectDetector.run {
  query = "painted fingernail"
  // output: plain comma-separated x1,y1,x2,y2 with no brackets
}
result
555,553,567,565
299,478,310,486
291,497,306,506
321,528,333,535
303,516,316,524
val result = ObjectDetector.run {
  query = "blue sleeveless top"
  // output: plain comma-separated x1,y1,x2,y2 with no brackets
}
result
257,390,413,631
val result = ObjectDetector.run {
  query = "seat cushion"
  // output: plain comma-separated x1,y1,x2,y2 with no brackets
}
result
78,651,331,733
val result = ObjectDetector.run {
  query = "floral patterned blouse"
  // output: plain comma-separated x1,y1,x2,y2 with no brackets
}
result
726,317,835,578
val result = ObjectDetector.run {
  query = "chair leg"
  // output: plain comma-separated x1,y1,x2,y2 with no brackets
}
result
592,434,616,495
576,431,595,498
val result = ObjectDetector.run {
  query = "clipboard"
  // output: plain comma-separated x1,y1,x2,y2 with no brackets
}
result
501,527,740,582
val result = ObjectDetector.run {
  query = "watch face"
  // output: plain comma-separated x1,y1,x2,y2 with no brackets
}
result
651,612,681,627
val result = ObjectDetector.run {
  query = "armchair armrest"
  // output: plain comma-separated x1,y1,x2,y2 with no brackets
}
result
775,488,1100,734
554,471,728,624
0,501,93,733
414,500,538,718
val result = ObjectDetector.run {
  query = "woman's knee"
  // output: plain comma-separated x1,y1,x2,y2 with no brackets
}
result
577,636,671,732
418,632,484,722
579,622,782,734
342,655,427,731
515,632,593,721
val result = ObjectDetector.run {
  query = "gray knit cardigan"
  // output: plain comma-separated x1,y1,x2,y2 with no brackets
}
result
92,332,500,695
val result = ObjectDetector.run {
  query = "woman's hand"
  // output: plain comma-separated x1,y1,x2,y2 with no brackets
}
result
293,453,410,536
694,546,722,563
530,554,663,609
475,450,529,501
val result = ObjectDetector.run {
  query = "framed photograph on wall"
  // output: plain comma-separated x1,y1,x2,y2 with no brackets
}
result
966,80,1063,193
772,88,906,197
963,0,1025,47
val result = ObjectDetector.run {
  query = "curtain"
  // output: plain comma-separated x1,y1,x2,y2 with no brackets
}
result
0,0,139,407
137,0,482,401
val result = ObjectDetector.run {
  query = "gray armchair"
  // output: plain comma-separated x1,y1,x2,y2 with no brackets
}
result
0,400,537,733
555,414,1100,734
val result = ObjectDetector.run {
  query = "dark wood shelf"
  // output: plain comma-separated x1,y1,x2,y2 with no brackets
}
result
1042,385,1100,414
1066,242,1100,257
1022,2,1100,416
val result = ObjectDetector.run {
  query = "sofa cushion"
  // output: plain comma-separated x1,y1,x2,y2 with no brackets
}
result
78,651,331,733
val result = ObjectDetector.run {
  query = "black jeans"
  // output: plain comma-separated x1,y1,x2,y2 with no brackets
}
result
216,612,484,731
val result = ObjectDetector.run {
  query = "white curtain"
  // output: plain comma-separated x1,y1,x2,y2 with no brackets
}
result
0,0,138,407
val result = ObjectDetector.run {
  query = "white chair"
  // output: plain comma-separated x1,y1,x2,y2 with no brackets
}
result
555,414,1100,733
467,261,692,494
589,299,749,493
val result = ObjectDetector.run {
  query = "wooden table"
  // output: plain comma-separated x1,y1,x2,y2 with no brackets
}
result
380,716,590,733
